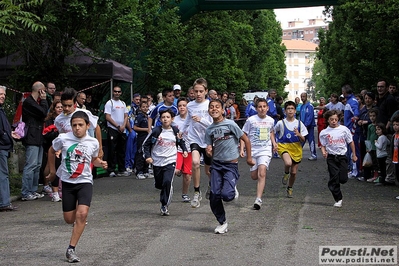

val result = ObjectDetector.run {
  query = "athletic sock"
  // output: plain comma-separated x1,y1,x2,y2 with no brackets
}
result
68,245,75,250
194,186,200,192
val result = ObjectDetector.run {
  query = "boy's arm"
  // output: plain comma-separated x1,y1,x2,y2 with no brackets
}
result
270,129,278,153
240,133,255,166
142,131,154,160
349,141,357,162
321,146,328,158
147,117,153,133
46,146,57,180
92,157,108,169
178,138,188,153
205,144,213,158
95,125,103,159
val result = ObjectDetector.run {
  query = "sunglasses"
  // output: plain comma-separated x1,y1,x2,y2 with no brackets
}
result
114,90,122,93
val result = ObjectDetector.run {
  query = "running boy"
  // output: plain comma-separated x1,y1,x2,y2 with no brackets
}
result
173,97,192,202
181,78,213,208
47,111,108,263
205,99,254,234
147,88,178,132
320,110,357,208
143,109,188,216
241,98,277,210
274,101,308,198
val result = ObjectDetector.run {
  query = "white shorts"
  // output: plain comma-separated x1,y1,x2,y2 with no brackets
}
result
250,155,271,172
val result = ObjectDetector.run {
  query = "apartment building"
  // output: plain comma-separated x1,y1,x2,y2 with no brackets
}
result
282,40,318,101
282,17,329,44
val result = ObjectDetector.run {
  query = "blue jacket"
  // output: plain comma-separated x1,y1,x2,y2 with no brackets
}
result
300,101,315,127
266,97,277,120
343,94,359,130
245,102,258,118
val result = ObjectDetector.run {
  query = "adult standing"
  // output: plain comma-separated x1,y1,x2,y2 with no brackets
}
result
325,93,345,112
0,86,18,211
21,81,48,201
173,84,182,106
266,89,278,122
342,85,360,178
105,86,129,177
76,92,86,109
376,80,398,184
46,82,56,108
208,89,218,100
316,97,327,148
299,92,317,160
294,97,302,119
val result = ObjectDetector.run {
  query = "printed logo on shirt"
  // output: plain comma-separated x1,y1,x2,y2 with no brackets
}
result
65,143,88,178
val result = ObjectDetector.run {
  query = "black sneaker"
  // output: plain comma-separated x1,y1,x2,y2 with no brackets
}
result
66,248,80,263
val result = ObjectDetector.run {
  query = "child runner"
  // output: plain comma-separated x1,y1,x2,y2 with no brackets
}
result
241,98,277,210
133,101,150,179
274,101,308,198
365,108,379,182
143,109,188,216
205,99,254,233
47,111,108,263
181,78,213,208
391,116,399,199
374,123,389,186
173,97,192,202
320,110,357,208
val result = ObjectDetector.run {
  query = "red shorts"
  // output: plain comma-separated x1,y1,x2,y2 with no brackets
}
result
176,151,192,175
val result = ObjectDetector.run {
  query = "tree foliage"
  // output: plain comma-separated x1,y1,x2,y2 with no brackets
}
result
318,1,399,93
0,1,287,99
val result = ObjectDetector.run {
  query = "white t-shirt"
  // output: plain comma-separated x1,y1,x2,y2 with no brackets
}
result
174,115,190,152
151,128,178,167
242,115,275,157
326,102,345,111
52,132,99,184
319,125,353,155
274,118,308,139
104,99,128,130
55,109,98,134
182,100,213,148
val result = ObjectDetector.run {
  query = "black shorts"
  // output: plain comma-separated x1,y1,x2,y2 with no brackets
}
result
62,181,93,212
190,143,212,165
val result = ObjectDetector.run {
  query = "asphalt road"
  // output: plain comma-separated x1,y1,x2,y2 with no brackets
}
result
1,147,399,266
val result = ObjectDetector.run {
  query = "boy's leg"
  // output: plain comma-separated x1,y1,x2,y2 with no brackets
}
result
182,153,192,196
67,205,90,246
220,162,239,202
209,162,226,225
255,165,267,199
288,162,299,187
327,156,342,202
160,163,175,207
191,150,201,189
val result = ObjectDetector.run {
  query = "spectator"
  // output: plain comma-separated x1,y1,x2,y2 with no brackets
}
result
76,92,86,109
0,85,18,211
237,98,248,128
299,92,317,161
266,89,278,122
133,101,150,179
316,97,327,148
45,82,56,107
105,86,130,177
187,86,196,102
294,97,302,119
146,93,156,113
245,96,258,118
173,84,182,106
148,88,178,132
21,81,48,201
325,93,345,112
208,89,218,100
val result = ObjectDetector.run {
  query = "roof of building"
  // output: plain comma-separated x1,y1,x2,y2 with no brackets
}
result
282,40,318,51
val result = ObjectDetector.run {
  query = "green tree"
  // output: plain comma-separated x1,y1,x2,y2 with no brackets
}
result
318,1,399,92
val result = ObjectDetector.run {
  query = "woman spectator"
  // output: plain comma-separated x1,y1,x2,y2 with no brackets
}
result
325,93,345,112
42,100,63,202
316,97,327,148
237,98,248,128
295,97,302,119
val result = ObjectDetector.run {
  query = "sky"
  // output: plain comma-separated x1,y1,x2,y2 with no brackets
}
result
274,6,327,27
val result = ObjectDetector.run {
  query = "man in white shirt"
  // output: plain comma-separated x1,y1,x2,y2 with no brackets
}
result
105,86,129,177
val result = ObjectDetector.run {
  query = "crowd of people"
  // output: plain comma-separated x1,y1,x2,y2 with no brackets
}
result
1,78,399,263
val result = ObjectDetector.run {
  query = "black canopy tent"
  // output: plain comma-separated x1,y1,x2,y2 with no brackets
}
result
0,45,133,99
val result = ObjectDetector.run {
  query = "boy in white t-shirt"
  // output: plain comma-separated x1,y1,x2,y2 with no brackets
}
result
143,109,188,216
173,97,192,202
274,101,308,198
241,98,277,210
320,110,357,208
181,78,213,208
47,111,108,263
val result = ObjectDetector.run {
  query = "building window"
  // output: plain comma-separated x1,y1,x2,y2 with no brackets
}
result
310,30,314,34
283,32,286,36
294,52,298,58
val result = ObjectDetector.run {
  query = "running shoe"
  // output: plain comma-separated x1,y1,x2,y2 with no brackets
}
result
182,194,190,202
33,192,45,199
160,206,170,216
52,193,62,202
286,187,293,198
253,198,262,210
333,199,342,208
191,191,202,208
136,173,146,180
21,194,37,201
282,173,289,185
43,185,52,194
214,222,228,234
66,248,80,263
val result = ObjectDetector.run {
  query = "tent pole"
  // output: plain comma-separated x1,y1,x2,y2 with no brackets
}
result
130,83,133,104
110,79,113,99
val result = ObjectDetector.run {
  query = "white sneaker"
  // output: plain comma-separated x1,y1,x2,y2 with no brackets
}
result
145,173,154,179
117,171,130,177
52,193,62,202
253,198,262,210
234,186,239,199
395,196,399,200
191,192,202,208
333,199,342,208
109,172,116,177
43,185,52,194
136,173,146,180
214,222,228,234
126,167,133,173
33,192,45,199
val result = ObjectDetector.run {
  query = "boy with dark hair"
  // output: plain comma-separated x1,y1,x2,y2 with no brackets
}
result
206,99,254,233
143,109,188,216
133,101,150,179
274,101,308,198
147,88,178,132
47,111,108,263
